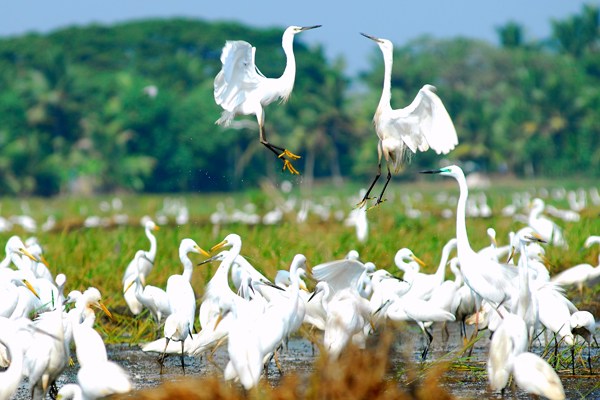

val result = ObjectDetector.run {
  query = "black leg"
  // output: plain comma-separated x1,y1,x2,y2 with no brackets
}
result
159,337,170,375
357,162,382,208
373,166,392,207
181,340,186,375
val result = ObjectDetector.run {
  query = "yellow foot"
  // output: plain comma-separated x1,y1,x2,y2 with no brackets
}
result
278,149,301,160
282,159,300,175
356,198,369,209
367,198,387,211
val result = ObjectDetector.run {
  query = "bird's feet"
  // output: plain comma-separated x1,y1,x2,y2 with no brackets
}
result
367,198,387,211
278,151,301,175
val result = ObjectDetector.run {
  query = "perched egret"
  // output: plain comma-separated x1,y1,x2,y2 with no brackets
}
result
551,235,600,293
421,166,517,308
309,281,373,360
358,33,457,208
124,250,170,326
157,238,209,372
487,311,528,394
512,352,565,400
122,219,159,315
528,198,567,248
214,25,321,175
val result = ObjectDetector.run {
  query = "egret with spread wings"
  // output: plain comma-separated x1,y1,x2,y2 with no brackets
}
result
214,25,321,175
358,33,458,208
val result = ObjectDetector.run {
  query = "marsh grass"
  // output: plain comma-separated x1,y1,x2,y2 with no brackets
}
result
1,178,599,396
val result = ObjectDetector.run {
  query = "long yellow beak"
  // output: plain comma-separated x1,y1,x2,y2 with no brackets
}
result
95,301,113,320
195,245,210,257
411,254,427,267
23,279,40,299
210,240,228,253
19,247,39,262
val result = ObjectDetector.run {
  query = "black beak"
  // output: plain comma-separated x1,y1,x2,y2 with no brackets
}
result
360,32,382,43
301,25,322,31
420,169,442,174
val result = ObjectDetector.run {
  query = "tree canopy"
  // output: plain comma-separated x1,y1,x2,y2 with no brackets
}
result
0,5,598,196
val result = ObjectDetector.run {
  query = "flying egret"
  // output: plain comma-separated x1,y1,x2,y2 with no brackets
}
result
122,219,160,315
214,25,321,175
358,33,458,208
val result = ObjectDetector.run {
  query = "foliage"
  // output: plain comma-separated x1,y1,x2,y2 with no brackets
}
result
0,5,599,195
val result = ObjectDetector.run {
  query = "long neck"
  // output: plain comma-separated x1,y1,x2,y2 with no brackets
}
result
517,240,530,318
454,174,474,257
376,48,393,115
0,340,23,397
434,244,453,282
180,251,194,282
277,33,297,99
146,228,157,262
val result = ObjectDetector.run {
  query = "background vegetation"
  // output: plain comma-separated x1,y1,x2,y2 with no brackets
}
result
0,4,599,196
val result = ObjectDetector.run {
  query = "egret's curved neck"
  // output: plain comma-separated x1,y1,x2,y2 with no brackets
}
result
1,340,24,396
146,228,157,262
180,251,194,282
278,32,297,95
377,47,393,113
454,174,474,257
435,243,454,281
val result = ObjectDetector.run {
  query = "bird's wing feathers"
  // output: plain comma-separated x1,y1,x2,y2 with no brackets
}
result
312,259,366,293
214,40,262,111
388,85,458,155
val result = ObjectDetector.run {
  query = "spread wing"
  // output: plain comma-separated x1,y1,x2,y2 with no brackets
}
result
214,40,263,112
389,84,458,155
311,259,366,294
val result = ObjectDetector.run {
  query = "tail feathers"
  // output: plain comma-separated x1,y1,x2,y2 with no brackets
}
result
216,111,235,126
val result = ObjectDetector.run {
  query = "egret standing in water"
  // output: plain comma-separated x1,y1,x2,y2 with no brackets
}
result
358,33,458,208
214,25,321,175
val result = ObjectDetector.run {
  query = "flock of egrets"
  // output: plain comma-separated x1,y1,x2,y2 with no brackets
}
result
0,24,598,400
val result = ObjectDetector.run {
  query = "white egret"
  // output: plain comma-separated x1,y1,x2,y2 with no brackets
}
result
309,281,372,360
510,229,544,346
214,25,321,175
512,352,565,400
396,238,457,300
528,198,567,248
124,250,170,326
222,254,307,389
487,311,528,395
23,273,68,400
122,219,159,315
421,166,517,308
71,323,132,399
156,238,208,371
358,33,458,208
0,317,38,399
569,310,596,374
551,235,600,293
311,256,375,297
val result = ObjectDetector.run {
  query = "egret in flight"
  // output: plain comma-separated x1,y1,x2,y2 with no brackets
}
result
358,33,458,208
214,25,321,175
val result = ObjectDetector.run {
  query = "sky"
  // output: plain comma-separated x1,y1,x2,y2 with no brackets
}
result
0,1,595,74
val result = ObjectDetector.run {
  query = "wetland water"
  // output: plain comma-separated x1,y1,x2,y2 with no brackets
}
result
12,322,600,399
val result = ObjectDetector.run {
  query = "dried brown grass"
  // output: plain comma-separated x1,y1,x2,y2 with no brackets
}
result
117,327,456,400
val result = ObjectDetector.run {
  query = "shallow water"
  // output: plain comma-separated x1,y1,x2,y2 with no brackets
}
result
12,322,600,399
